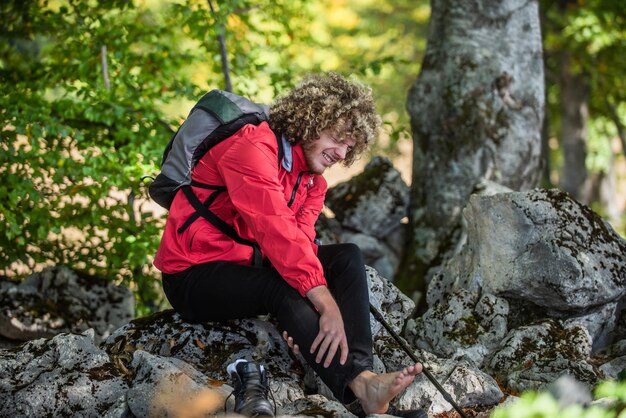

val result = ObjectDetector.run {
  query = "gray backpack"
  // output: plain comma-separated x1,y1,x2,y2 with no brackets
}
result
148,90,273,209
149,90,283,266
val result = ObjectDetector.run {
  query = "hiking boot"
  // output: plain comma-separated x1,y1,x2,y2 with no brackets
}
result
228,360,274,417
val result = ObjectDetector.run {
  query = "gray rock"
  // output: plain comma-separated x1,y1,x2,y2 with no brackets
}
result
367,266,415,339
0,329,129,417
373,333,503,414
564,302,620,350
370,255,397,283
468,190,626,313
103,310,305,408
382,224,408,259
409,290,483,363
599,356,626,379
325,156,409,238
127,350,227,418
547,374,593,408
315,226,400,279
407,290,509,367
390,358,503,415
327,232,401,280
424,364,503,415
488,320,599,392
314,158,409,281
343,232,387,261
0,267,134,344
315,213,343,245
426,189,626,351
596,338,626,379
0,263,539,417
279,394,355,417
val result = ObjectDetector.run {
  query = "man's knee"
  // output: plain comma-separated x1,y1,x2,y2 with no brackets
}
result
317,242,367,278
337,242,364,266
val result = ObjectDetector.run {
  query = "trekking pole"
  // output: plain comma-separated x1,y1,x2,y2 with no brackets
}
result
369,303,469,418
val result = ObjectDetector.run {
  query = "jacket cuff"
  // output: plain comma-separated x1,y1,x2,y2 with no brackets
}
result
297,275,327,297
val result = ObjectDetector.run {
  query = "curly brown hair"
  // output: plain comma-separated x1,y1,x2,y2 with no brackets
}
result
268,72,381,166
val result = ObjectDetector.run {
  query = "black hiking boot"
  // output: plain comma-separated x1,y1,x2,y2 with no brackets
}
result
228,360,275,417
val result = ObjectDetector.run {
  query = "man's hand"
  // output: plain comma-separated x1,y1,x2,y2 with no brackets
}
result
282,331,300,354
305,286,349,368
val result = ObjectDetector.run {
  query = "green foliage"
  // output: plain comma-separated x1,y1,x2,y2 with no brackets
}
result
542,0,626,180
0,0,318,312
1,0,428,314
492,380,626,418
0,0,198,310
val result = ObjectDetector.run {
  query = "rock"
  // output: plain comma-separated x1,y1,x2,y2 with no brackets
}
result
425,189,626,351
128,350,227,418
315,213,343,245
488,320,599,392
469,190,626,313
391,357,503,414
0,329,129,417
103,310,306,408
423,364,504,415
370,255,398,283
373,332,503,414
279,394,354,417
0,262,515,417
325,156,409,239
0,267,134,344
367,266,415,338
547,375,593,408
595,339,626,379
412,188,625,395
598,356,626,379
340,233,401,280
407,290,509,367
563,302,620,350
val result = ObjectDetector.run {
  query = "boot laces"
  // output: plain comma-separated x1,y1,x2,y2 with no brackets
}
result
224,368,276,416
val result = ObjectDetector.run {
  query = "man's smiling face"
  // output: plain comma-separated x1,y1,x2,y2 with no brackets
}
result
302,130,356,175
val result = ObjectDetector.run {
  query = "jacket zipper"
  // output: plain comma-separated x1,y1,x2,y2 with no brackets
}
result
288,171,307,208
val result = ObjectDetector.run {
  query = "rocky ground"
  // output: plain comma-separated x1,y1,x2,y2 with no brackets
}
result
1,158,625,417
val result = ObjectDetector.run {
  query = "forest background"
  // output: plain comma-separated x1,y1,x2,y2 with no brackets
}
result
1,0,625,316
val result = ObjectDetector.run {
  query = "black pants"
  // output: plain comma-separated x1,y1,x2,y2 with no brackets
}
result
162,243,373,403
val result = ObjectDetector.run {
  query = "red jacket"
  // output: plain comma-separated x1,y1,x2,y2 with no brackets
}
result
154,122,328,296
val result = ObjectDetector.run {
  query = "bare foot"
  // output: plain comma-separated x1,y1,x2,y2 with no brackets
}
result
349,363,423,414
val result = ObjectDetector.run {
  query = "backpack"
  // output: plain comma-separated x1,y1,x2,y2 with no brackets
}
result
148,89,272,209
149,89,283,266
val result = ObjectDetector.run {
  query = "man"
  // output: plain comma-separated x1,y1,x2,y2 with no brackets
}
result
154,73,422,416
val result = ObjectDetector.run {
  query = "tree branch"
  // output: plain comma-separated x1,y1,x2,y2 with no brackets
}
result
101,45,110,90
207,0,232,92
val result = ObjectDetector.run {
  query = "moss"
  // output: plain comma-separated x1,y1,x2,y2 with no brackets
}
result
87,363,120,381
293,405,338,417
444,315,481,345
528,189,626,285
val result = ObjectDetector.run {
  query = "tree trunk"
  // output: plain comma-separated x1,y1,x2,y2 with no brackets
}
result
558,52,590,202
398,0,545,299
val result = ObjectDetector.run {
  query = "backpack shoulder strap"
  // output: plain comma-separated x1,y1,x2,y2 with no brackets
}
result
180,185,262,266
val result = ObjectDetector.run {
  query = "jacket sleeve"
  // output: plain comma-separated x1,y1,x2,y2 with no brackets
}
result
215,127,327,296
296,174,327,244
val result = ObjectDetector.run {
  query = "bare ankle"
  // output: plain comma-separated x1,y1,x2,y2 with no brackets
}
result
348,370,376,400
